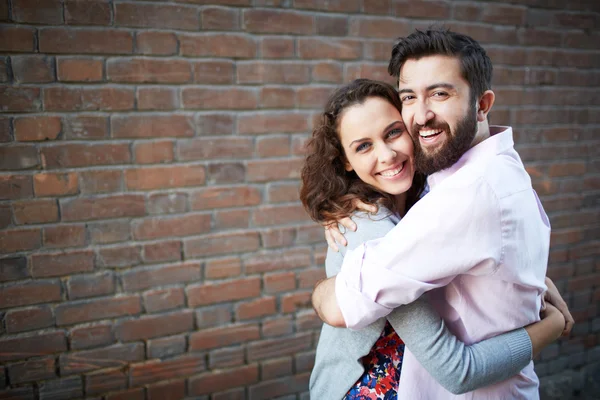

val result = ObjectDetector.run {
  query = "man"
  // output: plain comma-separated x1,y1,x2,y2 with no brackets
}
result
312,29,572,399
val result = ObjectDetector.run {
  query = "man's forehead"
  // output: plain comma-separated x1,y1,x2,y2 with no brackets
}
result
398,56,463,88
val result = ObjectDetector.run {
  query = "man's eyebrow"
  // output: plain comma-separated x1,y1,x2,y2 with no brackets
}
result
398,83,456,96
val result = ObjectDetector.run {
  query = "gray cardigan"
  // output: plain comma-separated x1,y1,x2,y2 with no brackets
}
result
309,209,532,399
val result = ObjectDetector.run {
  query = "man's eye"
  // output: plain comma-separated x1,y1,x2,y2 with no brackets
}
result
400,95,414,102
433,91,448,97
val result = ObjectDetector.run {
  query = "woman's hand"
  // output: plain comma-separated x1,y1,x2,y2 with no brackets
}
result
543,277,574,337
324,200,378,252
526,302,565,359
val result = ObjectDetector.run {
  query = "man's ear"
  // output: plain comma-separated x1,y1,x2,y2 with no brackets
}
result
476,90,495,122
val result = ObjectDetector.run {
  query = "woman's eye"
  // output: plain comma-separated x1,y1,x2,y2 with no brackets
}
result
356,142,370,152
386,128,403,139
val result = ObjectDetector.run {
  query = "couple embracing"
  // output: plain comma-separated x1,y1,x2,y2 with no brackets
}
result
300,29,574,399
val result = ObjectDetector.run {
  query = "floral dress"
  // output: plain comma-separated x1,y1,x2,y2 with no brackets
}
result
344,321,404,400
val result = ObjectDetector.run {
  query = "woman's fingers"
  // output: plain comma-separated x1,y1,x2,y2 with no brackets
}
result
544,277,574,336
353,199,378,213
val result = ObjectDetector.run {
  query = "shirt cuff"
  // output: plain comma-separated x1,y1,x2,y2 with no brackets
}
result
335,243,391,330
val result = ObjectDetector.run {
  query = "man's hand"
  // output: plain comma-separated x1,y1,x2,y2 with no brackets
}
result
543,277,574,337
324,200,378,252
312,276,346,327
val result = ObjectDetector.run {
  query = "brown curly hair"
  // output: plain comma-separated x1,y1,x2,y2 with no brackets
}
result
300,79,426,223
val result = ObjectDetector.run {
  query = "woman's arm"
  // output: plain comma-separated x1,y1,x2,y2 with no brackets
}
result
387,297,565,394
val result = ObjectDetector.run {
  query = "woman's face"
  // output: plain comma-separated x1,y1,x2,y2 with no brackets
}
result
338,97,415,197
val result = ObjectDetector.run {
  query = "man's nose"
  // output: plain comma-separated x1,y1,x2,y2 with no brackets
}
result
414,101,435,127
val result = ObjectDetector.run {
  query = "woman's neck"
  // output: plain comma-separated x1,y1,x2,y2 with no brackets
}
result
393,192,408,218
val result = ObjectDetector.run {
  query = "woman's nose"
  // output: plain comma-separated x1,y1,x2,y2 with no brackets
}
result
378,146,397,164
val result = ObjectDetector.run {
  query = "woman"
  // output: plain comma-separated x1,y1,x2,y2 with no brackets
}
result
300,79,566,399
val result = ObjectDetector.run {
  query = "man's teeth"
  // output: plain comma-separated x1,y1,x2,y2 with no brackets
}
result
420,129,442,137
380,164,404,177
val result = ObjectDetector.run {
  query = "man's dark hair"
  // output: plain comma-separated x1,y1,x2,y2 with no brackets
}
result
388,28,493,103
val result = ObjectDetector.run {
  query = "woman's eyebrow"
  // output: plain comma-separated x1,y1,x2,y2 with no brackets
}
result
348,121,404,148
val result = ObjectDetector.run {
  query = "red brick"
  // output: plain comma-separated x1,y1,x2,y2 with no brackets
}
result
260,87,296,108
0,228,41,254
195,304,232,330
548,162,586,177
65,0,111,25
13,199,59,225
201,6,240,30
0,257,29,282
0,280,61,309
143,240,182,264
295,225,322,245
189,365,259,396
185,231,260,258
260,227,296,249
179,33,257,58
0,204,11,229
67,271,115,300
133,141,174,164
178,137,253,161
56,296,141,326
238,113,308,135
7,357,56,384
260,37,295,58
238,62,310,84
132,213,210,240
193,60,234,84
147,193,188,215
363,0,391,14
61,194,145,221
393,0,450,19
147,335,186,360
297,86,335,109
125,164,205,190
247,158,303,182
12,0,62,23
85,368,127,396
249,373,310,398
312,62,343,83
281,291,312,313
236,297,277,320
112,115,193,138
78,170,122,194
137,87,178,110
247,332,312,361
57,58,103,82
30,250,94,278
34,172,78,197
143,287,185,313
348,17,410,39
298,267,325,289
207,162,245,184
551,228,585,247
121,262,201,292
5,306,54,333
244,9,313,34
0,331,66,362
262,316,293,338
0,175,33,200
0,116,10,141
480,3,526,25
267,182,300,203
97,244,141,268
245,248,311,274
129,354,206,387
39,376,82,400
39,28,133,54
194,114,233,136
108,58,191,83
60,343,144,374
261,357,292,380
12,55,54,83
0,87,40,112
44,87,135,111
182,87,258,110
345,63,395,84
295,350,316,372
204,257,242,280
70,323,114,350
187,277,261,307
105,388,144,400
147,379,186,400
88,220,130,245
115,2,199,30
364,40,393,61
116,310,193,342
0,26,35,52
0,145,39,168
294,0,359,12
189,323,260,351
136,31,178,55
63,115,108,140
214,209,250,230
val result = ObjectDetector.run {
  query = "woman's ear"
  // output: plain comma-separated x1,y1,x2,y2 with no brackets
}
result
476,90,495,122
344,159,353,172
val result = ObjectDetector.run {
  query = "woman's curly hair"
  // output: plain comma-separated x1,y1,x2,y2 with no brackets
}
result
300,79,426,223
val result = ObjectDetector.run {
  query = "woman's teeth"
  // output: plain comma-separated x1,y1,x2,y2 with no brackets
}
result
379,163,404,177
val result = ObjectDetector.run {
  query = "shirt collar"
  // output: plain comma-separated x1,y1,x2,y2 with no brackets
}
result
427,126,514,189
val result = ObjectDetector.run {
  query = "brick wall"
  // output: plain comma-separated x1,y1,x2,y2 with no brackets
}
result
0,0,598,399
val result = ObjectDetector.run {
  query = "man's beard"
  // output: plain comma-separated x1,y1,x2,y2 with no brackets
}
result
412,110,478,176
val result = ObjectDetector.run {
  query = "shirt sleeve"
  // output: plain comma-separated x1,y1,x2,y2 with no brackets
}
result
388,297,532,394
336,177,504,329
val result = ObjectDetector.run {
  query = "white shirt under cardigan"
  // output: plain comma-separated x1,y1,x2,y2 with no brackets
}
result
335,127,550,399
310,209,532,399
